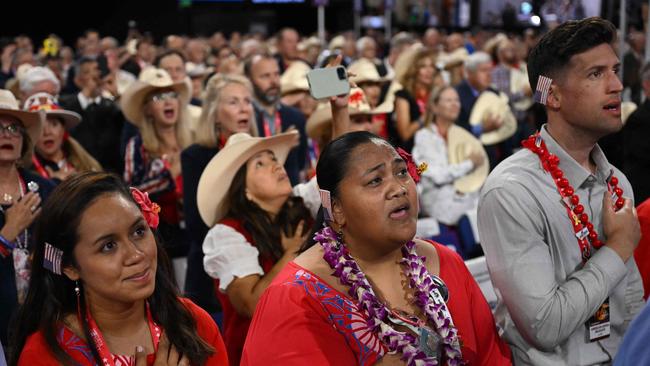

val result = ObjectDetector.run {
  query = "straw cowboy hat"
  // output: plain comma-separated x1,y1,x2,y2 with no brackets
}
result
437,47,469,70
447,124,489,193
120,67,190,127
469,91,517,145
186,62,214,78
280,60,311,96
392,43,423,83
23,92,81,130
347,58,388,85
621,101,637,125
306,87,392,140
0,89,44,144
328,35,346,51
197,130,300,227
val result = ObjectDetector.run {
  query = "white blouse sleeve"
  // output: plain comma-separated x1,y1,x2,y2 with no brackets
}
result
412,127,474,186
202,224,264,292
292,176,320,218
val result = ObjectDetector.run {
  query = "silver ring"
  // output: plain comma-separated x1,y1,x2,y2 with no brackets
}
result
30,205,37,213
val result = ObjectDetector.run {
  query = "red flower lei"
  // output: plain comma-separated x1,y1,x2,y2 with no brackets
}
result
130,187,161,229
397,148,428,184
522,133,624,262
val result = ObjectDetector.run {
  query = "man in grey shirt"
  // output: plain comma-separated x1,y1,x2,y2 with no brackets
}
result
478,17,644,365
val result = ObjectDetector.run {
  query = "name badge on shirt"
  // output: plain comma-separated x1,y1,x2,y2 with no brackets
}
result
586,297,610,342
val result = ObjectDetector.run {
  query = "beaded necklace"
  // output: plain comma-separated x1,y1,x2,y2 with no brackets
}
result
315,226,464,365
522,132,624,262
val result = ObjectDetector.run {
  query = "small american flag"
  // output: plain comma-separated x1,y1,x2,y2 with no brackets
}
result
319,189,333,221
533,75,553,105
43,242,63,275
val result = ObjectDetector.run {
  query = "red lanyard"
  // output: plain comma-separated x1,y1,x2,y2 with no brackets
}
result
522,133,624,263
32,155,74,179
84,302,162,366
263,111,282,137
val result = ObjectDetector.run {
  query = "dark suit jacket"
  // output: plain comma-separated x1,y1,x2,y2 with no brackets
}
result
254,104,307,186
181,143,221,314
0,169,54,345
622,100,650,203
59,94,125,175
455,79,480,133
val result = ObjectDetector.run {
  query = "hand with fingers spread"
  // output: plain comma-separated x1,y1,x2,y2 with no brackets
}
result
1,192,41,242
603,192,640,262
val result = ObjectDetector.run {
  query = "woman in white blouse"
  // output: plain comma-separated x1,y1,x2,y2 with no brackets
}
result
412,86,485,254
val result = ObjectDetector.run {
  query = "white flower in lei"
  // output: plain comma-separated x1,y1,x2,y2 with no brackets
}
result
315,226,464,365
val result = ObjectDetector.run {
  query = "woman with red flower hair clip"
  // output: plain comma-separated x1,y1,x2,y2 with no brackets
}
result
11,172,228,366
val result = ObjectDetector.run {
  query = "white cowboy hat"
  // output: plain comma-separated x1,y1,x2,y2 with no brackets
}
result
23,92,81,130
0,89,44,144
120,67,190,127
306,87,392,140
280,60,311,96
197,130,299,227
469,91,517,145
437,47,469,70
347,58,389,85
447,124,489,193
186,62,214,78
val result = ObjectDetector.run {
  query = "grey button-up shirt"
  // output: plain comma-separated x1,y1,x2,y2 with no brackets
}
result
478,125,644,365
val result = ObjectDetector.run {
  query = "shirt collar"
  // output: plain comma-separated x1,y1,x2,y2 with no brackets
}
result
253,100,282,116
540,124,613,188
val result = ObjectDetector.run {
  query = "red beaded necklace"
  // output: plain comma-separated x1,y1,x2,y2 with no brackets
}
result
522,133,624,263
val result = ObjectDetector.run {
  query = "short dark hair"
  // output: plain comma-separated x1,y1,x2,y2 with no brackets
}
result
527,17,617,92
154,49,187,67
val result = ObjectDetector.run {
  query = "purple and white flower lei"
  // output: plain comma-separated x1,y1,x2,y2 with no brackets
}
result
314,226,464,366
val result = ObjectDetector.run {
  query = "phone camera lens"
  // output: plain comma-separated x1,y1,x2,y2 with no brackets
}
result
337,68,346,80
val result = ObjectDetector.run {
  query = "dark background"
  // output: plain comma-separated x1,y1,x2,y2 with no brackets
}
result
0,0,356,46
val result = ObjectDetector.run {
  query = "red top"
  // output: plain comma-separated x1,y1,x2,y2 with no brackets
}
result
241,241,512,365
18,298,228,366
216,218,276,366
635,198,650,300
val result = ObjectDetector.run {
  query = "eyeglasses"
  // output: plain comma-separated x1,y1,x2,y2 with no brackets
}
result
150,91,179,103
0,124,24,137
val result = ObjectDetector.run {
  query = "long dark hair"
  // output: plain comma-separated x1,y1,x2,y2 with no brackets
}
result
226,163,312,261
9,172,214,366
300,131,386,252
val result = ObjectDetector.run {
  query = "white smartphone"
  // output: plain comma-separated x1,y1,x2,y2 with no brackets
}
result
307,66,350,100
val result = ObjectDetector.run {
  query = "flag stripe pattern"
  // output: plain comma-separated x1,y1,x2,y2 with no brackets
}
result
533,75,553,105
44,242,63,275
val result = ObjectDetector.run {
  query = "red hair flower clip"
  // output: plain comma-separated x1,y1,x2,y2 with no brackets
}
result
396,148,427,184
130,187,161,229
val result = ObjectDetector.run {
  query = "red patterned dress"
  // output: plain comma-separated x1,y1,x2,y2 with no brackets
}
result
241,242,512,365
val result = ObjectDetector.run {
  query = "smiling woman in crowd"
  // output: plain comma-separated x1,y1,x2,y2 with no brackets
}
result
10,172,228,366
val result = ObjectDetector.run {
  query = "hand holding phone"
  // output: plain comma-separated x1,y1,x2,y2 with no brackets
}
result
307,66,350,100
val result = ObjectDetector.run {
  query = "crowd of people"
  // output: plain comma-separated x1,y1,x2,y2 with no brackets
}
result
0,14,648,365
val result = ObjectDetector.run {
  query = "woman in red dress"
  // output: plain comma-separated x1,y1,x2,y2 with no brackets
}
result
241,130,512,365
10,172,227,365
